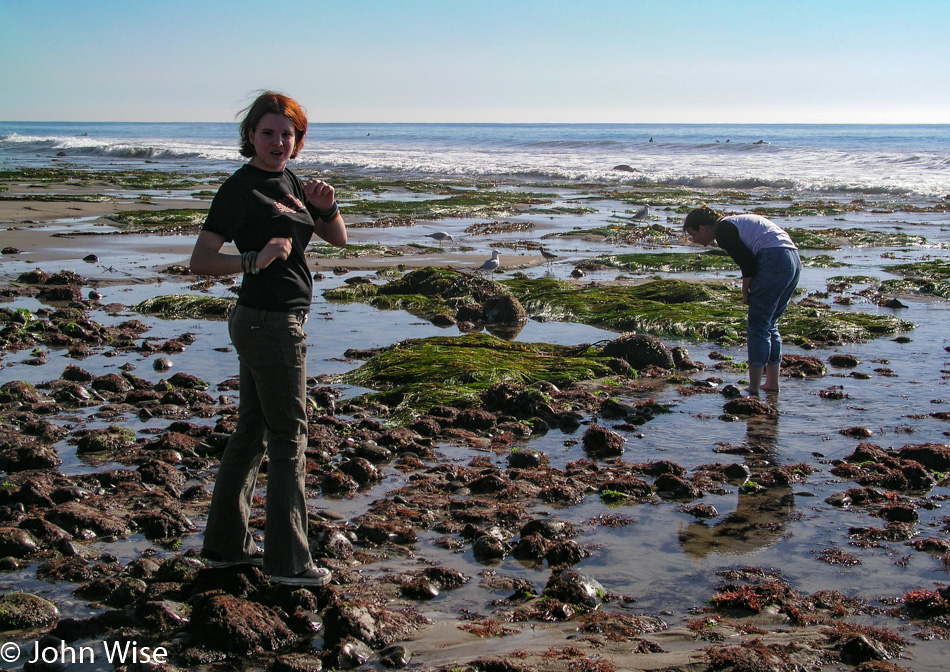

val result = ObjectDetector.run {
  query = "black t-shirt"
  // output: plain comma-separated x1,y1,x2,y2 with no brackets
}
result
202,164,316,312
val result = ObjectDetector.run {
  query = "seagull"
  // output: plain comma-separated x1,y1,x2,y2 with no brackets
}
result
631,204,650,220
425,231,454,248
540,248,559,266
475,250,500,278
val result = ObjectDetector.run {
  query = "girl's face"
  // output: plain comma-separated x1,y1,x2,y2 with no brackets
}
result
686,223,716,246
248,113,297,172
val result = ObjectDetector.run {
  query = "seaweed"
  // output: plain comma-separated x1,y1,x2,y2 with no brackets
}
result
342,333,616,418
104,209,207,234
135,294,234,319
341,189,557,221
325,268,913,346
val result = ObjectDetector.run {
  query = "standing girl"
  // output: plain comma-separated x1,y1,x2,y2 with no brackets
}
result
190,91,347,586
683,204,801,395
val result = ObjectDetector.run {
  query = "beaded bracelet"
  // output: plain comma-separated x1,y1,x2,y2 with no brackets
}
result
241,251,260,275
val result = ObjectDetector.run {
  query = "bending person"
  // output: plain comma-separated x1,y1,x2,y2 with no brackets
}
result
683,204,800,394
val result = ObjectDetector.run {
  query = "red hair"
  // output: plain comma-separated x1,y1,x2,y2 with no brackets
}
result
238,91,308,159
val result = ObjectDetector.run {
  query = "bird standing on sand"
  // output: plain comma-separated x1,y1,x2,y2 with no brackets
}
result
540,248,558,266
475,250,500,278
425,231,454,248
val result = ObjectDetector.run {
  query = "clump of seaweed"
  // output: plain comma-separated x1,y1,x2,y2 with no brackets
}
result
102,209,207,235
135,294,233,319
326,269,912,346
342,188,556,222
882,260,950,299
342,333,617,418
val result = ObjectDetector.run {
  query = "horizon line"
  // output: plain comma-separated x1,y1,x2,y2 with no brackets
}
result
3,119,950,126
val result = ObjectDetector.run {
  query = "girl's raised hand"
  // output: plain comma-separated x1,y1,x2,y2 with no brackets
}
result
304,179,335,210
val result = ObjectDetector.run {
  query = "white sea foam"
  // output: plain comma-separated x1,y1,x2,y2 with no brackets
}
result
2,122,948,198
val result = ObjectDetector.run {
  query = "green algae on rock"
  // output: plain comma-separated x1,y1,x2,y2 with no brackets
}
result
507,277,909,345
788,227,931,249
342,333,618,416
135,294,234,319
882,259,950,299
103,209,207,235
0,167,213,191
342,188,557,222
325,268,912,346
325,266,502,317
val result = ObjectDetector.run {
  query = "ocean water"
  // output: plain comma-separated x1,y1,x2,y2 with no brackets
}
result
2,121,949,198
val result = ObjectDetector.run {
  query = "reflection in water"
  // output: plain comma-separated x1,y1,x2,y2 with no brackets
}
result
679,410,796,559
484,320,526,340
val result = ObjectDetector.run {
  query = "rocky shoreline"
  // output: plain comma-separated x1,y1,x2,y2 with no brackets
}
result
1,173,949,672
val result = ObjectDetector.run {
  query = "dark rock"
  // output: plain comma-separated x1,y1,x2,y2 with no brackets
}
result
672,346,704,371
582,422,625,457
188,593,297,655
455,408,497,431
829,353,860,368
91,374,133,394
781,354,826,378
322,470,359,494
326,637,373,670
898,444,950,472
45,502,129,538
316,530,355,559
601,332,674,370
511,533,550,561
654,473,700,500
682,503,719,519
338,457,382,486
379,645,412,669
520,518,575,540
0,527,41,558
723,397,777,417
722,463,752,482
483,295,527,324
137,459,185,491
322,598,431,649
472,534,507,562
132,508,197,540
508,449,547,469
840,426,874,439
840,633,889,664
545,540,589,567
0,592,60,631
0,440,62,473
271,653,324,672
543,570,606,608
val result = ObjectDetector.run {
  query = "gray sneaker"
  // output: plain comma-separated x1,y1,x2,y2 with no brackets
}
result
270,567,332,587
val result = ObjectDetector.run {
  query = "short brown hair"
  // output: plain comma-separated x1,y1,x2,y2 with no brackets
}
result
238,91,308,159
683,203,724,232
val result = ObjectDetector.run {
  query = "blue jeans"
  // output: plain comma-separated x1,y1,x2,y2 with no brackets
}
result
203,305,312,576
746,247,801,368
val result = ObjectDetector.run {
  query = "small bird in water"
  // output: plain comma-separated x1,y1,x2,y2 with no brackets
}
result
539,248,558,265
475,250,500,278
631,204,649,220
425,231,454,248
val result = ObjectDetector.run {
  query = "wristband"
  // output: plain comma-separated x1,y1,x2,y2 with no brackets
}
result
316,202,339,221
241,251,260,275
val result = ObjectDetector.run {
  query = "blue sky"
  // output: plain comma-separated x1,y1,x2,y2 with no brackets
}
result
1,0,948,123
